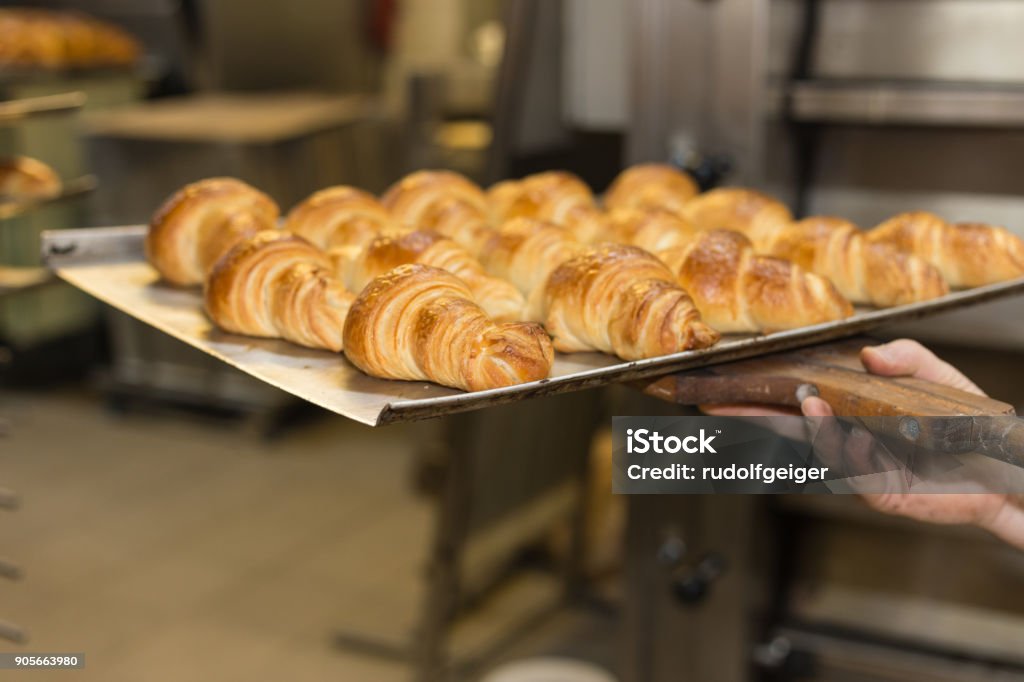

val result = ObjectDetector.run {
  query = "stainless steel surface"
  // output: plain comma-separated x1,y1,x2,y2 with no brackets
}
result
771,626,1024,681
627,0,702,165
41,225,145,268
42,225,1024,426
487,0,572,183
789,80,1024,127
769,0,1024,85
627,0,769,183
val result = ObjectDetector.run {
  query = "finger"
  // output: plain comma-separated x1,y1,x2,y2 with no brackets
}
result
979,499,1024,551
800,396,833,417
699,403,801,417
860,493,1024,551
842,424,881,478
803,401,849,473
860,339,986,396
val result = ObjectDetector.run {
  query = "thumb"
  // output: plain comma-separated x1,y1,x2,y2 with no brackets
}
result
800,396,834,417
860,339,985,396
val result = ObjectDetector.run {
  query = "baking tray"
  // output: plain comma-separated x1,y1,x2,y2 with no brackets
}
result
42,225,1024,426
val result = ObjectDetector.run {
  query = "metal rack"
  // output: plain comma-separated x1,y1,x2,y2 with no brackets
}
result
0,92,94,298
0,92,86,125
0,91,93,647
786,80,1024,128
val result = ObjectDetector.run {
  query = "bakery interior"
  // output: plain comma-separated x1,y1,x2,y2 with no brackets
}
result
3,1,1024,681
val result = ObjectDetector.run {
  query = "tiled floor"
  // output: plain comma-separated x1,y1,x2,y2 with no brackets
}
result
0,387,617,681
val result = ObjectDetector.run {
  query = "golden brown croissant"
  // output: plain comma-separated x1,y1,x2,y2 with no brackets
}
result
538,244,719,359
488,171,610,244
381,170,494,253
205,231,354,352
603,164,699,215
477,217,586,300
604,207,699,254
147,177,280,286
0,155,61,201
0,9,140,69
766,216,948,306
342,263,554,391
869,212,1024,288
681,188,949,305
487,180,526,223
681,187,793,246
656,230,853,333
330,230,526,322
283,186,394,251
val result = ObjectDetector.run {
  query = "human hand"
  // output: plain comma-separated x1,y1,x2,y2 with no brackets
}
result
703,339,1024,549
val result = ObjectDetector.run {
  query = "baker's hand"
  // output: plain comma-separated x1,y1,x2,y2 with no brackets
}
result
705,339,1024,550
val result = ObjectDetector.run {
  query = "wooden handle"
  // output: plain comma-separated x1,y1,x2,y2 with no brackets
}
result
638,337,1015,417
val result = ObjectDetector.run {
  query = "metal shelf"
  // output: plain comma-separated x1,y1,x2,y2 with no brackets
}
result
788,80,1024,128
0,91,86,126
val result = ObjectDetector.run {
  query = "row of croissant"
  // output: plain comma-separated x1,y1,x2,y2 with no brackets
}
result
144,164,1024,392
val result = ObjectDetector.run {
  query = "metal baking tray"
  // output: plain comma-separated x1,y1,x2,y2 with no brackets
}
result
42,225,1024,426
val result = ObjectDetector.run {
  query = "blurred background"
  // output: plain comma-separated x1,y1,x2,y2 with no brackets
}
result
2,0,1024,680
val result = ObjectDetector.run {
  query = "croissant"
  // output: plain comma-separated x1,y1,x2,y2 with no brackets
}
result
477,217,585,298
681,187,793,247
656,230,853,333
343,263,554,391
487,180,527,223
766,216,948,306
0,9,140,69
147,177,280,286
538,244,719,359
330,230,526,322
604,207,699,254
603,164,699,216
869,212,1024,288
205,231,354,352
0,155,61,201
682,188,949,305
381,170,494,253
283,186,394,251
487,171,610,244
